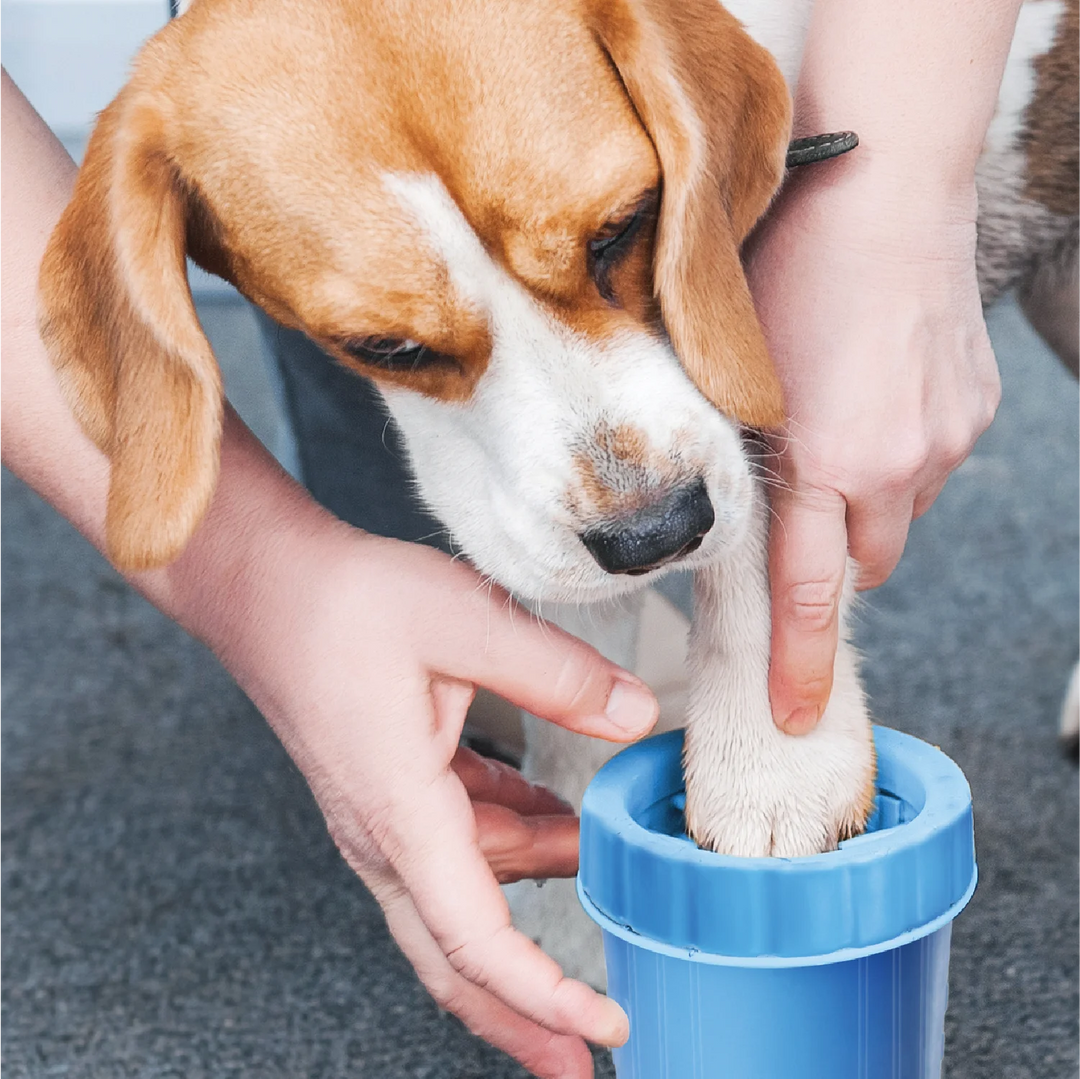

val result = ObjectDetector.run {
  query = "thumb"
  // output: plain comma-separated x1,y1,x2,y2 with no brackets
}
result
433,594,659,744
768,487,849,735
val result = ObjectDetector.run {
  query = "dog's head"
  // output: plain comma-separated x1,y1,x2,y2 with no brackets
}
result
39,0,791,601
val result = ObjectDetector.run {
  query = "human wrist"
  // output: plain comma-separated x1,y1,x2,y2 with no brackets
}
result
765,154,978,266
788,0,1022,216
790,101,983,213
136,409,345,675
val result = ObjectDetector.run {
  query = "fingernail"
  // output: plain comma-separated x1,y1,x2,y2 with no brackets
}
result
782,705,820,735
605,675,657,734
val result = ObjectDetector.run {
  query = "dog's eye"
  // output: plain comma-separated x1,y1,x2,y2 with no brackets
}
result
341,336,450,372
588,209,645,267
588,193,656,304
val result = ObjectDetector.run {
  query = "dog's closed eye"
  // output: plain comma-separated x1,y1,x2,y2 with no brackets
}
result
340,336,461,374
588,189,658,304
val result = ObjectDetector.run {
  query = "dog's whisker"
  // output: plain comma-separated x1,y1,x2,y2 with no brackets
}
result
415,527,454,545
757,474,793,496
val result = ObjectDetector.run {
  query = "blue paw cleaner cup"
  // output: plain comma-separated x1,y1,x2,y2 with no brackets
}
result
577,727,976,1079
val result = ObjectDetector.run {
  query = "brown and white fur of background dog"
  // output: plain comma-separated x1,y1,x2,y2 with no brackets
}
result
38,0,1077,988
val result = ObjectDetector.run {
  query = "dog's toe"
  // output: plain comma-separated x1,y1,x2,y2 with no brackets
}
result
687,807,775,858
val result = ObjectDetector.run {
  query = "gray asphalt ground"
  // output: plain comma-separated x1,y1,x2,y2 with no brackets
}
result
3,295,1078,1078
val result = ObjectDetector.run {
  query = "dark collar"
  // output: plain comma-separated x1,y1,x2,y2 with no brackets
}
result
786,131,859,168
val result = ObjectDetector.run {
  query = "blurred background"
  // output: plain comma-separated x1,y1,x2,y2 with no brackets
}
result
3,0,163,155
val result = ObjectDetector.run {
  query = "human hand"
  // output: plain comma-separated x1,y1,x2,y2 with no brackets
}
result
451,743,579,884
745,163,1001,734
2,73,619,1065
209,522,657,1078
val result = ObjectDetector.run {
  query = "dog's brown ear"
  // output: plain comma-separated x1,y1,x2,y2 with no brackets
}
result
39,88,223,571
589,0,791,427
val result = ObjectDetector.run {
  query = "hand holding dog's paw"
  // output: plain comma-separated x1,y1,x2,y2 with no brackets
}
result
682,552,876,860
747,163,999,739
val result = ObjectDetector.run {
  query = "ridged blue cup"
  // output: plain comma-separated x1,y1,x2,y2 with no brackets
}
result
577,727,976,1079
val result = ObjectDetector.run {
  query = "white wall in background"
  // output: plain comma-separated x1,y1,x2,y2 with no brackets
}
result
2,1,167,143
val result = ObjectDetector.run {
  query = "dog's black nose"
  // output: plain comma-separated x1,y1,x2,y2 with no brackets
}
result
580,480,715,575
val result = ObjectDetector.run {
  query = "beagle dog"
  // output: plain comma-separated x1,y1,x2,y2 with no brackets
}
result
38,0,1077,987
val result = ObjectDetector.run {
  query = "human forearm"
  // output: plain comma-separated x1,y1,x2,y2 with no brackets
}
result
752,4,1012,732
794,0,1023,198
1,69,110,548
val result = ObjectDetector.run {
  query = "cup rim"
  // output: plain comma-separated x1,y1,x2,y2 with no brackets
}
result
577,726,977,959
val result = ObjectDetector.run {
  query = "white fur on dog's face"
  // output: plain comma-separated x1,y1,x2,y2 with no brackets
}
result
380,174,755,604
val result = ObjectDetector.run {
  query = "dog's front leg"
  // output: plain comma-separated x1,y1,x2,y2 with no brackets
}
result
684,489,877,857
507,594,647,988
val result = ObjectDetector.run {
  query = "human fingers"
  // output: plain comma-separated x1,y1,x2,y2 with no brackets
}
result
452,746,574,817
430,594,658,743
452,744,580,882
381,768,628,1048
472,800,580,882
844,491,916,591
343,539,655,745
375,880,596,1079
768,486,849,734
912,475,948,519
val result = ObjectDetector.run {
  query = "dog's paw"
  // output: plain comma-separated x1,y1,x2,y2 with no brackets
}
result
683,698,876,858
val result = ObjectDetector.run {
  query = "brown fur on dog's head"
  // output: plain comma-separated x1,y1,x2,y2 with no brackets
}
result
588,0,790,428
38,0,791,571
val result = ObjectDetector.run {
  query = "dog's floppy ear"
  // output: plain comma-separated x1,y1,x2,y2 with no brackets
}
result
589,0,791,426
39,87,223,571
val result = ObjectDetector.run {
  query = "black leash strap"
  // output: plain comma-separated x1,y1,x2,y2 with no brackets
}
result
785,131,859,168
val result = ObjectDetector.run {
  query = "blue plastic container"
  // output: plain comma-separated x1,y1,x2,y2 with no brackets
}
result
577,727,976,1079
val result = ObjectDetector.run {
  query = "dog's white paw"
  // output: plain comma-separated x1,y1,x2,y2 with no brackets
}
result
684,689,876,858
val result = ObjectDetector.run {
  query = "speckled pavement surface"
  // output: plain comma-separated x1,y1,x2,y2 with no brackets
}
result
3,296,1077,1077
